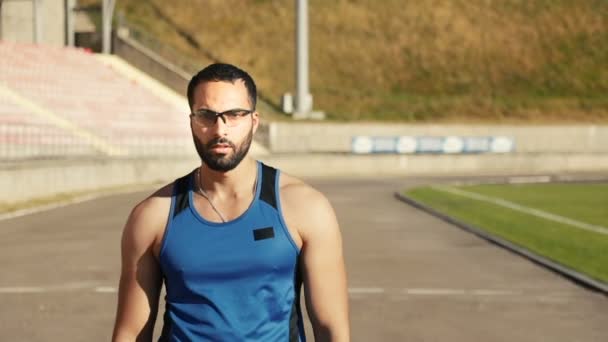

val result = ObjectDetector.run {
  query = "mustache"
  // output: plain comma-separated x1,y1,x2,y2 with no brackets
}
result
206,137,236,149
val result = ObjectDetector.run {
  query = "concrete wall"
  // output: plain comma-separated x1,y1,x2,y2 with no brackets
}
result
1,0,65,46
265,123,608,154
261,153,608,178
1,157,199,204
3,152,608,205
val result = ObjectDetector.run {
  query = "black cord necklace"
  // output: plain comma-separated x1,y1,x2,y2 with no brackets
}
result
195,167,258,223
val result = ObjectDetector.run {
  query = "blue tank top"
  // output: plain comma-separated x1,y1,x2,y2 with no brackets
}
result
158,162,306,341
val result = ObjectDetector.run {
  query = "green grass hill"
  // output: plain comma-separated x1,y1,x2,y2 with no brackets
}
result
82,0,608,122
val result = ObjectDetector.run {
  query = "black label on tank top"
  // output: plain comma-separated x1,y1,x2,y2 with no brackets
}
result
253,227,275,241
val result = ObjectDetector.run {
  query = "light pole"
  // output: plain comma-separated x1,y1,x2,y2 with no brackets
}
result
102,0,116,54
65,0,75,46
294,0,310,119
32,0,42,43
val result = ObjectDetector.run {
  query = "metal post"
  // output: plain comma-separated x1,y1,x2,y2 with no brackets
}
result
0,1,3,39
295,0,310,118
102,0,116,54
32,0,42,43
66,0,75,46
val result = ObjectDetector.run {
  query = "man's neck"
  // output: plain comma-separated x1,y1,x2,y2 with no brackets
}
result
198,157,257,199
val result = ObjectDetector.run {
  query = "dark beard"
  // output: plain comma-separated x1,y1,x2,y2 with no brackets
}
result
193,128,253,172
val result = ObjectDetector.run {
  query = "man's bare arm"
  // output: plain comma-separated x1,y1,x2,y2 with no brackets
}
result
112,193,168,342
284,183,350,341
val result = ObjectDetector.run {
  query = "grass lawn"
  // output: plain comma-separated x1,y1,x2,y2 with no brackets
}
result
405,183,608,283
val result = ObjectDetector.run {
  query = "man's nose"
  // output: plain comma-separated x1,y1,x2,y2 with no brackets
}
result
211,114,229,133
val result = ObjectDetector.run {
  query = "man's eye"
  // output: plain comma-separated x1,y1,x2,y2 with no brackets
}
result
196,110,216,118
224,110,244,118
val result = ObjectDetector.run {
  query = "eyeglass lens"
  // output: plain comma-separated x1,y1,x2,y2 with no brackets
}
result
193,109,252,126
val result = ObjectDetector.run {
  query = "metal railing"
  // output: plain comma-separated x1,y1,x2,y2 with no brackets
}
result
116,20,203,76
0,122,193,161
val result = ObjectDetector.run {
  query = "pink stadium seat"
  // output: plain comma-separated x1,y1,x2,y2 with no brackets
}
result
0,41,191,159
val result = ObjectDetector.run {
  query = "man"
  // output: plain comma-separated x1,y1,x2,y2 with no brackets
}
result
112,63,350,341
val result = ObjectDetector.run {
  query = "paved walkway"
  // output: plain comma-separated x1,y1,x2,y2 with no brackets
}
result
0,177,606,341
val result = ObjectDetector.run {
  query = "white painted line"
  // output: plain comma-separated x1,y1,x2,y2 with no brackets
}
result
469,289,521,296
51,281,101,291
432,186,608,236
0,194,103,221
403,288,520,296
0,184,162,221
404,288,466,296
0,286,45,294
1,284,525,298
95,286,118,293
348,287,385,294
348,287,521,297
0,282,113,294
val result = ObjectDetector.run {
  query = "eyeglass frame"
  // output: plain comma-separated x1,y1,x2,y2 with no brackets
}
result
189,108,255,127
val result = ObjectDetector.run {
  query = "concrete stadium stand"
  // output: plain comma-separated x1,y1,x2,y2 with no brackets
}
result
2,41,607,208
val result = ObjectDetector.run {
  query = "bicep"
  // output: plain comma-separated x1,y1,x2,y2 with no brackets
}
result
299,198,350,340
112,209,164,341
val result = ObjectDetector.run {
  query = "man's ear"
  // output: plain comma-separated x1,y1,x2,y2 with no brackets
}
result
252,111,260,134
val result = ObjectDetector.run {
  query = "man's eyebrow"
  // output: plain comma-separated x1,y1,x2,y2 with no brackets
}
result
192,108,218,114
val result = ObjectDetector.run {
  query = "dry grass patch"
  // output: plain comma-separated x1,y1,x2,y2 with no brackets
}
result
81,0,608,122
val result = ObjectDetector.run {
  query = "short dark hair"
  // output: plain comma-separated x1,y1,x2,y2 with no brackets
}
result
187,63,257,111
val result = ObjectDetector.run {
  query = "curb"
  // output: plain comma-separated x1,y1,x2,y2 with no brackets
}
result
0,183,160,221
394,192,608,297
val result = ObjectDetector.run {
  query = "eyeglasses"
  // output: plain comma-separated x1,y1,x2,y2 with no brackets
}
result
190,108,254,127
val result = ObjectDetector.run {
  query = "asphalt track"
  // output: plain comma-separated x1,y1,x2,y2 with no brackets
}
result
1,176,607,341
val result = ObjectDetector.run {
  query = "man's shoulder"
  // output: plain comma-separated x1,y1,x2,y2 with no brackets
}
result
277,171,340,242
278,171,335,220
127,182,174,228
121,181,176,255
279,172,327,206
